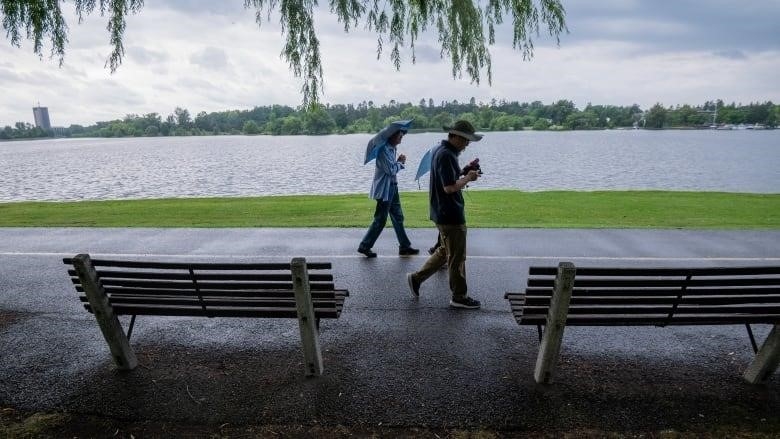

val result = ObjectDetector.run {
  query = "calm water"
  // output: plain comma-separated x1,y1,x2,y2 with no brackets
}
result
1,130,778,202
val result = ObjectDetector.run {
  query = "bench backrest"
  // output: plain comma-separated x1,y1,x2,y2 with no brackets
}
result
518,265,780,326
64,257,348,319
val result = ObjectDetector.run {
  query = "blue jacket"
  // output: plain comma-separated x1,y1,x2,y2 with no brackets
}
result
369,142,405,201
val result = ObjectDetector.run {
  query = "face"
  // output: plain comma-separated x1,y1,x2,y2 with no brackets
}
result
389,131,405,146
450,135,470,151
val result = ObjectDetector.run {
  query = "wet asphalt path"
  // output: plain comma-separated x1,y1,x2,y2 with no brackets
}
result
0,227,778,431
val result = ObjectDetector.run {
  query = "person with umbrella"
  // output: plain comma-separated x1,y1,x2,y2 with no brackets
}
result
406,120,483,309
357,120,420,258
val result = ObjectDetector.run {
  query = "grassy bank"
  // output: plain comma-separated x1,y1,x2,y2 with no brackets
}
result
0,190,778,228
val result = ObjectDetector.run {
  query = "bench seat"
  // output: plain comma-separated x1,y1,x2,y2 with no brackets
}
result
505,263,780,384
65,254,348,376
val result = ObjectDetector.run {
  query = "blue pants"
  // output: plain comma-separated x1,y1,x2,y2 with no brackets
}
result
359,186,412,250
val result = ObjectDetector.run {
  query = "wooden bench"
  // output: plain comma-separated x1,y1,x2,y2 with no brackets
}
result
64,254,349,376
505,263,780,384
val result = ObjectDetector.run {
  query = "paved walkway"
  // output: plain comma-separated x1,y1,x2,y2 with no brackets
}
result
0,228,778,432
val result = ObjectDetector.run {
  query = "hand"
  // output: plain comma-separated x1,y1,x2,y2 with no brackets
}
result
466,170,479,182
397,153,406,164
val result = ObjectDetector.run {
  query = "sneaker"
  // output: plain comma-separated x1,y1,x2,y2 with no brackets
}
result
357,247,377,258
406,273,420,298
399,247,420,256
449,296,481,309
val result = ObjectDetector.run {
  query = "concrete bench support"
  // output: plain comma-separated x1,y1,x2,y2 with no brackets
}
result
743,324,780,384
533,262,576,384
291,257,324,377
72,253,138,370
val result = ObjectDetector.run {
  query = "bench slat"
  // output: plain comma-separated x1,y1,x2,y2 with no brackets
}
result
529,266,780,276
84,304,343,318
510,313,780,325
90,287,348,298
519,295,780,305
64,258,332,270
68,269,333,282
80,295,344,307
529,278,780,288
514,304,780,315
523,287,780,297
73,279,337,291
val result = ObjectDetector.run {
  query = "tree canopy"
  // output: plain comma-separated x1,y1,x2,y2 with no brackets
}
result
5,99,776,140
1,0,567,106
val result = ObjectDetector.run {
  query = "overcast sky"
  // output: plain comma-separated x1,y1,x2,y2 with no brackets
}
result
2,0,779,127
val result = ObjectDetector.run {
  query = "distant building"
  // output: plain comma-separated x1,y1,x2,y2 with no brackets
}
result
33,106,52,130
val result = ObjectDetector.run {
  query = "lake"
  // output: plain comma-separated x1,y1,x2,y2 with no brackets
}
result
1,130,778,202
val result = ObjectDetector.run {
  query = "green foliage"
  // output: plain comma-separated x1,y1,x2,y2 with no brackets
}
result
645,103,667,129
1,0,567,106
242,120,260,134
3,99,777,140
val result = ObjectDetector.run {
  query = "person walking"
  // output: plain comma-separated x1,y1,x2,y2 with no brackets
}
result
358,122,420,258
406,120,483,309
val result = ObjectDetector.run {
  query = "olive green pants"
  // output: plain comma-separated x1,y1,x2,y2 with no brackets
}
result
412,223,468,300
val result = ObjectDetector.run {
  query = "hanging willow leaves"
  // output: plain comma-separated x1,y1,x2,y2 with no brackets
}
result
1,0,567,107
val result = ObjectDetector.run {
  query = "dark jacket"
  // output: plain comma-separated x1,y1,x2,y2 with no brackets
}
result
429,140,465,225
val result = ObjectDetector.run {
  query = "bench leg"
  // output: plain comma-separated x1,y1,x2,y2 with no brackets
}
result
534,262,576,384
72,254,138,370
743,324,780,384
291,258,324,377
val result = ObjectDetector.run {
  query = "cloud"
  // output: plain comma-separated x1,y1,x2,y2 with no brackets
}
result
189,47,230,71
713,50,747,60
0,0,778,126
561,0,780,52
129,46,169,65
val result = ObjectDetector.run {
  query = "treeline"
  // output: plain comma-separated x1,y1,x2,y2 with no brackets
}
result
2,99,778,140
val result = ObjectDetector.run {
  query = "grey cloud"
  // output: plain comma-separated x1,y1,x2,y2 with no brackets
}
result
154,83,178,94
557,0,780,53
153,0,245,16
713,49,747,60
179,77,220,91
91,80,147,107
128,46,169,65
190,47,230,71
0,66,22,82
411,44,443,64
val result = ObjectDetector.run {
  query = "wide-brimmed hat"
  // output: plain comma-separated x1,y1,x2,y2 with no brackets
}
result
443,120,483,141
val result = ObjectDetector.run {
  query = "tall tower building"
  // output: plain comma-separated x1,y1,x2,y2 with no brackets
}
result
33,106,52,130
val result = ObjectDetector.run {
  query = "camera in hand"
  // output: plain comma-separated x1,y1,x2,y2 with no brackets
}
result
461,158,483,176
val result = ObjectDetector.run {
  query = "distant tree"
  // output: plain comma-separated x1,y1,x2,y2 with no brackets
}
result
564,110,598,130
243,120,261,134
456,112,479,128
532,118,550,131
1,0,567,106
344,118,373,134
174,107,191,127
399,106,428,128
645,103,667,129
491,114,522,131
430,112,454,130
303,106,336,134
280,116,303,135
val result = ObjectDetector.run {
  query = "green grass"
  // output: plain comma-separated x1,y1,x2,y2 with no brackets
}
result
0,190,778,228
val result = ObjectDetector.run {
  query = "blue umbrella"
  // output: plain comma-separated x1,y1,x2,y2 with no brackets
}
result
364,119,413,165
415,146,435,183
